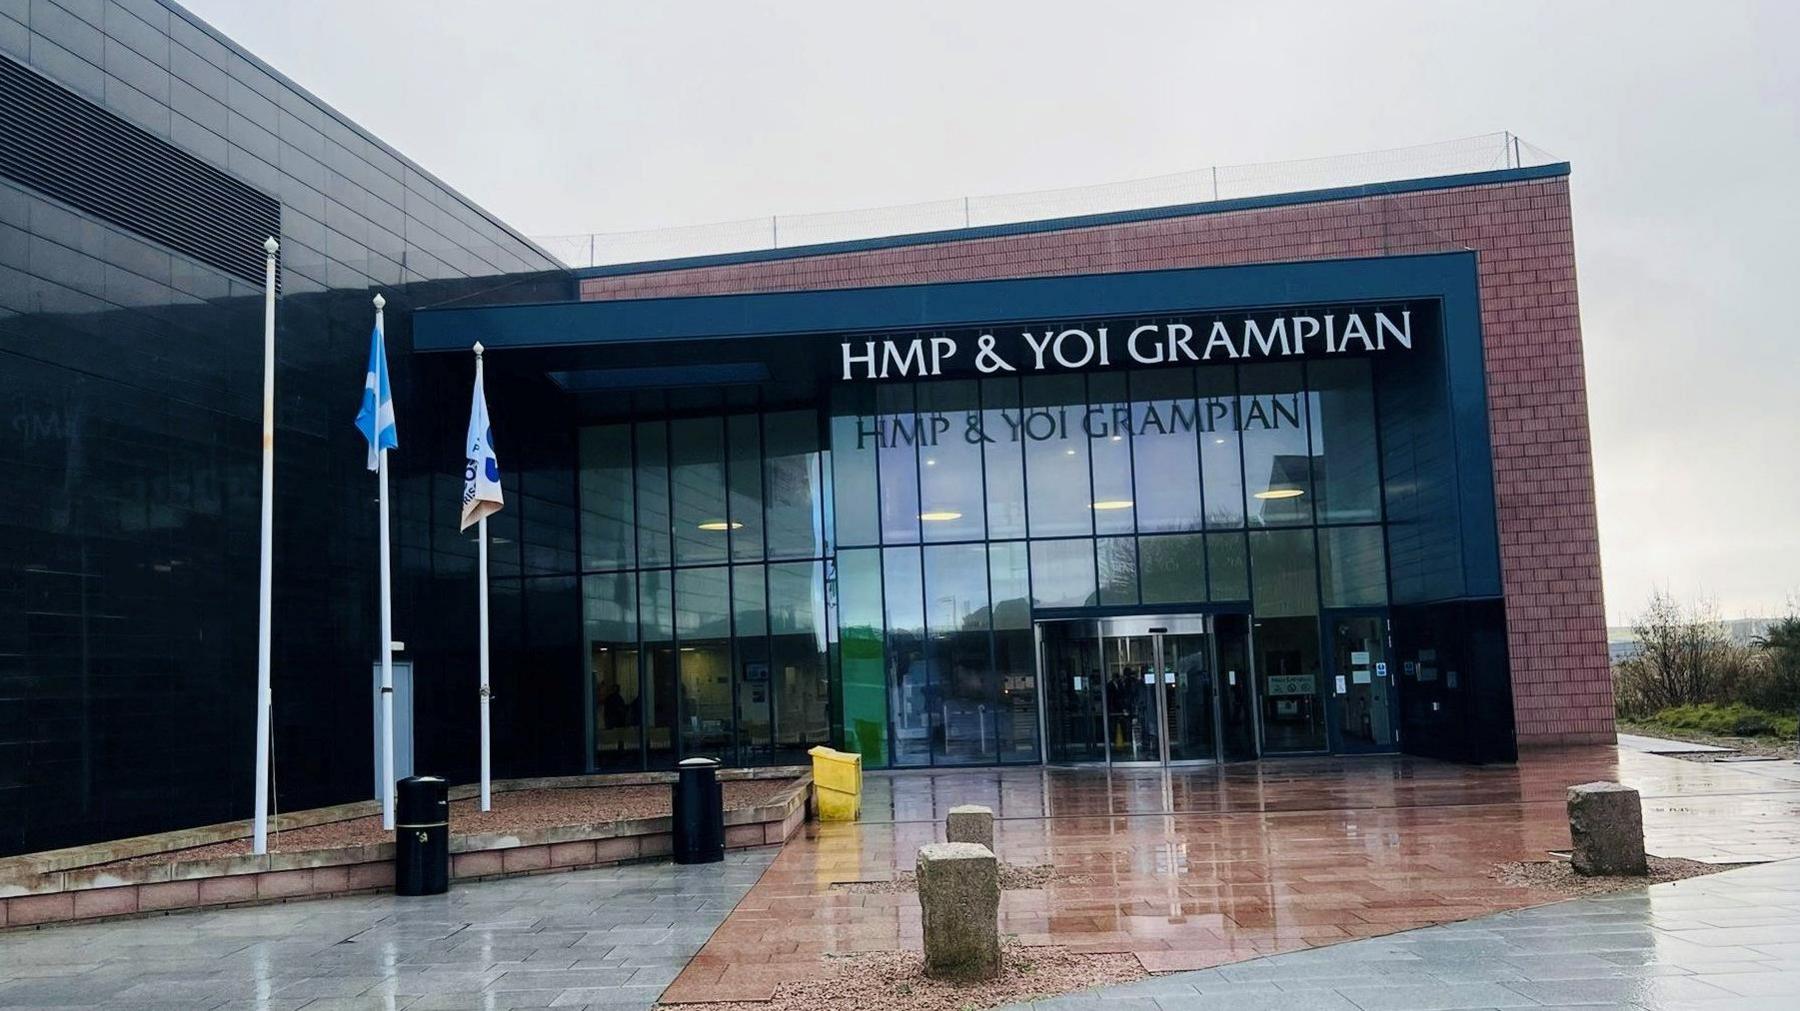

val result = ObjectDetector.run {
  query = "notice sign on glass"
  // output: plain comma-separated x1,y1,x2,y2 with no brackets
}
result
1265,674,1314,697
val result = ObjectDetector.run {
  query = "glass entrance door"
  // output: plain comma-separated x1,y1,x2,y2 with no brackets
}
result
1325,611,1397,753
1036,615,1222,766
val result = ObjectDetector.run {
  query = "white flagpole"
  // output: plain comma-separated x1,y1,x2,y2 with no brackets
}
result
253,237,278,855
375,292,395,832
475,342,492,812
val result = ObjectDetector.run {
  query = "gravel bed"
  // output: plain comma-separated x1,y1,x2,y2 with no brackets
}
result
660,945,1145,1011
1491,855,1754,897
94,780,796,870
832,863,1091,894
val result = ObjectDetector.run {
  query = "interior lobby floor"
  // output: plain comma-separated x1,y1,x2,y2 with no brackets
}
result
660,748,1800,1003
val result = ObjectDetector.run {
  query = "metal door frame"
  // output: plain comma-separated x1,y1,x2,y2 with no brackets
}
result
1321,607,1400,754
1034,613,1220,768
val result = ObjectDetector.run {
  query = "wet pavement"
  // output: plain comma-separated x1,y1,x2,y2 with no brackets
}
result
0,850,774,1010
662,748,1800,1002
999,856,1800,1009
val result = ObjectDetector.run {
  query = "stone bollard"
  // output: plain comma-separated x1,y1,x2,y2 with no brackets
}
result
946,804,995,852
1567,781,1648,876
917,842,1001,980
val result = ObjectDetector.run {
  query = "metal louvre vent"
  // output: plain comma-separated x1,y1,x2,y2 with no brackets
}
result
0,54,280,286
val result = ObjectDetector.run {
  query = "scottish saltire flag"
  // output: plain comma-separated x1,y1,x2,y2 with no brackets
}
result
354,316,397,470
460,367,503,531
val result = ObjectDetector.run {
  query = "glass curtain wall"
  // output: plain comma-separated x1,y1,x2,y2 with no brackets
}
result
579,411,831,769
578,356,1389,769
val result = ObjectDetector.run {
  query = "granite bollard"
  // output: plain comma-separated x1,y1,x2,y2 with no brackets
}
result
1567,781,1648,876
917,842,1001,980
946,804,995,852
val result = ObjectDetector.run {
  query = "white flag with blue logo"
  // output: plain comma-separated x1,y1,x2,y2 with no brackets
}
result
461,367,502,531
354,316,397,470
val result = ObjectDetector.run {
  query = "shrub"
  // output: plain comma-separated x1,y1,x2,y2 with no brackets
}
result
1642,702,1798,740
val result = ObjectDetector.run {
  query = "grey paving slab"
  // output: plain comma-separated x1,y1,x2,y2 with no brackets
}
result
0,849,774,1011
999,858,1800,1011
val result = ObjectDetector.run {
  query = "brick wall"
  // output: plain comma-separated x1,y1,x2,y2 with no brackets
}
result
580,176,1613,747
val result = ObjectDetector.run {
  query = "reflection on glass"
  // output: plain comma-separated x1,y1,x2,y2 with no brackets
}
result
1139,533,1206,604
1251,528,1319,618
1207,532,1250,601
1195,366,1244,528
883,547,929,766
770,561,829,762
917,381,987,542
1030,538,1097,608
830,386,880,547
733,565,772,763
640,569,675,767
1097,536,1138,605
1307,359,1383,523
585,572,638,769
982,378,1027,539
671,418,729,565
1239,363,1312,526
1130,369,1202,532
764,411,824,559
676,567,732,759
1087,373,1135,536
636,424,671,566
837,548,888,764
988,541,1032,631
1321,524,1388,607
926,543,994,765
877,384,921,545
727,415,763,562
1024,375,1093,537
578,425,634,571
995,628,1039,763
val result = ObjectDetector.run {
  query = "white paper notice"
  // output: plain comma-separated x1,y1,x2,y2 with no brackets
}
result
1351,651,1371,665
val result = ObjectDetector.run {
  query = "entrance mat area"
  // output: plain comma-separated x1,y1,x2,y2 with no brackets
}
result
660,748,1800,1003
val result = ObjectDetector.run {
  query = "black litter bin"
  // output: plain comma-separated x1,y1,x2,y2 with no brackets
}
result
395,775,449,895
672,757,724,864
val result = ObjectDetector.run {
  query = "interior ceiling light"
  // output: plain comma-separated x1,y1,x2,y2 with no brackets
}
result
697,520,744,531
1253,488,1305,500
918,511,964,522
1090,499,1134,510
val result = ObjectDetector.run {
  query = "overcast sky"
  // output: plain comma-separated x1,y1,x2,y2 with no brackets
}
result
185,0,1798,625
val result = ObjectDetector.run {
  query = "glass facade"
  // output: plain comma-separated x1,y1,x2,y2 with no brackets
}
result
577,359,1393,769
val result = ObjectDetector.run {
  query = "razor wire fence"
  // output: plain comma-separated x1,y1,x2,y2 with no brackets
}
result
534,132,1558,269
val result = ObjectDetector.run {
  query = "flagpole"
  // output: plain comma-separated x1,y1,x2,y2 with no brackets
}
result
375,292,395,832
253,237,278,855
475,342,492,812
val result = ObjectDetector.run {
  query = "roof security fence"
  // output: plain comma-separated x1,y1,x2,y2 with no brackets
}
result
535,132,1558,269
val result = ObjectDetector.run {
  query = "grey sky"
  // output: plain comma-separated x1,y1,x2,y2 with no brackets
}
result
183,0,1799,624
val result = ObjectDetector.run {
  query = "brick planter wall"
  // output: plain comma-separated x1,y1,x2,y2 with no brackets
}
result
579,174,1612,746
0,775,809,930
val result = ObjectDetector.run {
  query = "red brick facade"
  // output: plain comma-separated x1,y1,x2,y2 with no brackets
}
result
580,174,1612,747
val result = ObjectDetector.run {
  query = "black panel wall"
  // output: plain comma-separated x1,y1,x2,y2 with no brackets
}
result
0,0,573,856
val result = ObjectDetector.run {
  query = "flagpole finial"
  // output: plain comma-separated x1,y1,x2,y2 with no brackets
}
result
263,236,279,255
372,293,386,311
473,341,485,357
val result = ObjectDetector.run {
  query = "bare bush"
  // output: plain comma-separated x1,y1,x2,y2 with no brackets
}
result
1612,592,1752,716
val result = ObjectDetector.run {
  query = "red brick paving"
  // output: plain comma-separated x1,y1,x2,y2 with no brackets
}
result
660,749,1800,1002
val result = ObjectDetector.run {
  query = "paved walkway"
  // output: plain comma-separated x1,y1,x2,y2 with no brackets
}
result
0,850,774,1010
1000,856,1800,1009
663,748,1800,1002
